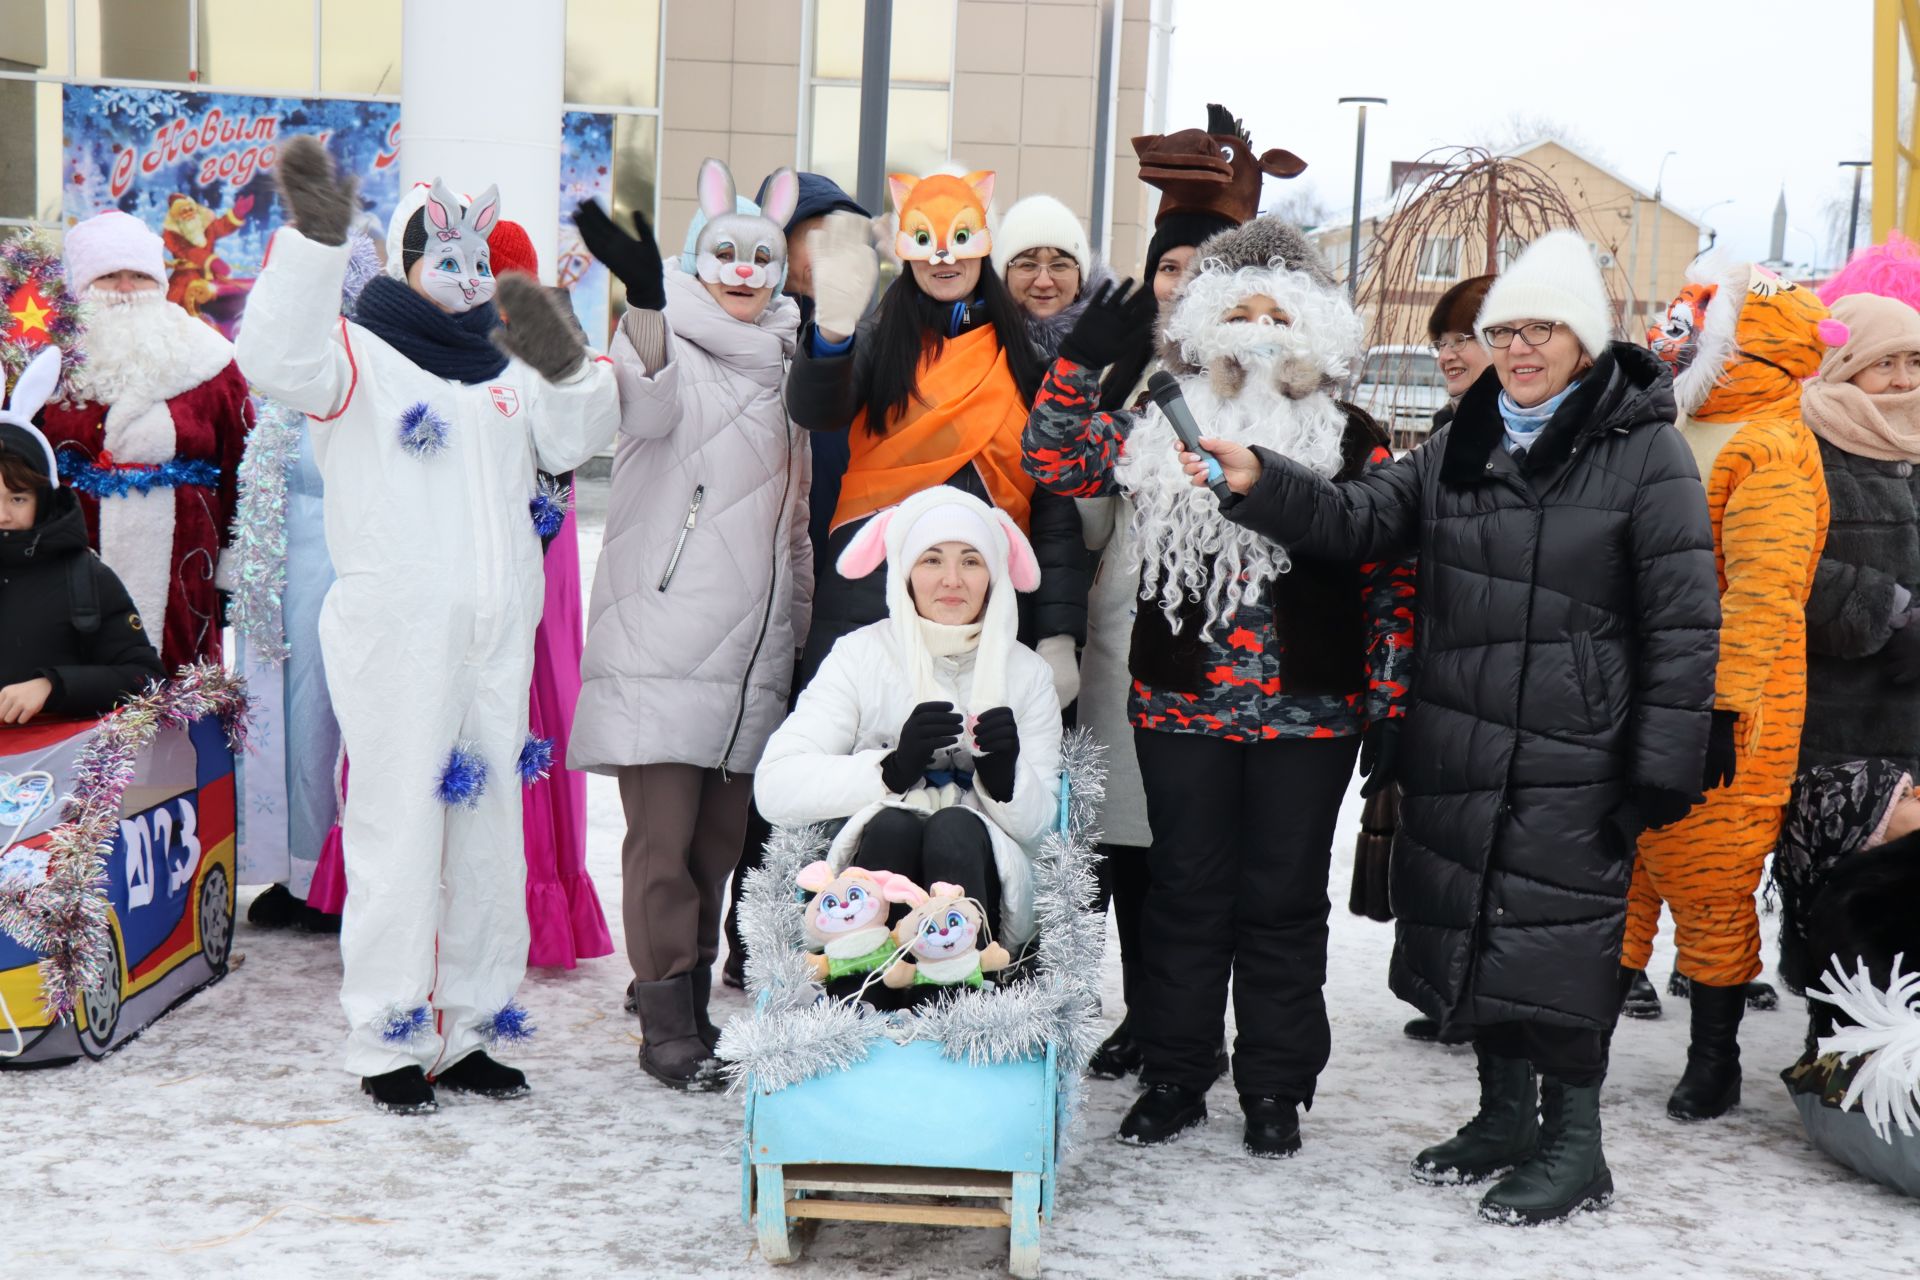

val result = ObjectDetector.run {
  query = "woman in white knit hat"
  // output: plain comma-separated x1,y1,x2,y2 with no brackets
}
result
1184,229,1721,1225
756,485,1064,980
991,193,1113,366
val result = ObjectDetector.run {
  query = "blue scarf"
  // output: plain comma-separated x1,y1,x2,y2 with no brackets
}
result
352,276,508,385
1497,379,1581,456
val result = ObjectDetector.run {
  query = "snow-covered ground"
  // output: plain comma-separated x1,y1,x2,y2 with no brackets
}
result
4,480,1911,1280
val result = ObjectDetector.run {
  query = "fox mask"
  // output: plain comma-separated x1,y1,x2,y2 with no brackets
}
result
889,171,995,267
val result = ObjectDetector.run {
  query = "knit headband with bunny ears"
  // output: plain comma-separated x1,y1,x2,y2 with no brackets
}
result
0,347,65,487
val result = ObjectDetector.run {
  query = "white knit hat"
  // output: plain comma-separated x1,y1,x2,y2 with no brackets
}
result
1475,229,1613,359
63,211,168,292
990,194,1091,279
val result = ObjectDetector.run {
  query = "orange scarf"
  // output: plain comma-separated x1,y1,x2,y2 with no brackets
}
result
832,323,1034,532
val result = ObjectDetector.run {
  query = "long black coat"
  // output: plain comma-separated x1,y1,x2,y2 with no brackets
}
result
1224,346,1720,1030
1800,437,1920,772
0,488,164,717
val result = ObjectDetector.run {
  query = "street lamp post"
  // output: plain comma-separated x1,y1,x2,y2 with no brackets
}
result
1647,149,1677,321
1697,197,1734,253
1338,96,1387,300
1840,160,1872,259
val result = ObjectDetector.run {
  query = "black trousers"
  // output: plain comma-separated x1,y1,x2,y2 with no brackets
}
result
851,806,1003,937
720,800,772,977
1476,1021,1608,1087
1093,842,1149,1016
1134,728,1359,1103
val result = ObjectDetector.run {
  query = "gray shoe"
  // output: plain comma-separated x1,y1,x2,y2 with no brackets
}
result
631,975,727,1092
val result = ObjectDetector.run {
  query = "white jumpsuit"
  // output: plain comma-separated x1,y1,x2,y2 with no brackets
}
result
238,227,621,1076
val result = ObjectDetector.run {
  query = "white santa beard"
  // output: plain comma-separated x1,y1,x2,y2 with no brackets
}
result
67,289,232,413
1115,374,1350,636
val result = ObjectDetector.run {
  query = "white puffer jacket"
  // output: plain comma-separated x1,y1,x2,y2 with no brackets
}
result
570,269,809,775
755,620,1063,948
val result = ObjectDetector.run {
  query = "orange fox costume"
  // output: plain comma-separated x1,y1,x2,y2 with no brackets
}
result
1625,262,1832,986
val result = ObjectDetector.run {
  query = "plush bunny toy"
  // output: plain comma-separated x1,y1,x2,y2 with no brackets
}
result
881,881,1011,991
796,861,925,983
681,157,798,293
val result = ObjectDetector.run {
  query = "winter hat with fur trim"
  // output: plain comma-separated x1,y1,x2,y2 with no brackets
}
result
1815,293,1920,386
1475,229,1611,358
990,194,1091,279
63,211,168,292
1429,273,1495,341
835,484,1040,712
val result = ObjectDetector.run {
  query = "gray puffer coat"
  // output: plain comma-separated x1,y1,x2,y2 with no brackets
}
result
1221,346,1720,1031
1801,437,1920,773
570,269,809,775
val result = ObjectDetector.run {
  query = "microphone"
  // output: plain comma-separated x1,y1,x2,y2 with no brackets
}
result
1147,371,1232,501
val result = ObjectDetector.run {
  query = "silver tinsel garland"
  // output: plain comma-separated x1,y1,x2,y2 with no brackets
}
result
720,731,1107,1118
227,398,305,661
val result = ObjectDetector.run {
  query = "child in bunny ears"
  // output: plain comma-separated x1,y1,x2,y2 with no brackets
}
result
756,485,1063,955
568,158,810,1091
237,137,620,1115
0,348,164,724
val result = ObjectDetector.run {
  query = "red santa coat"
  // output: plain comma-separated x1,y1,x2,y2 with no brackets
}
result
40,321,252,669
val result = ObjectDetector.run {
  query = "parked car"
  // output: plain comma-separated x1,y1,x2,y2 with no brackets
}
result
1352,345,1449,451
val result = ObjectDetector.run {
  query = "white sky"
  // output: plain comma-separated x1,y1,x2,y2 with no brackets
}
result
1164,0,1876,269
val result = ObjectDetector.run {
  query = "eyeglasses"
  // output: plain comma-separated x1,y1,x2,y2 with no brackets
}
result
1431,333,1477,354
1009,258,1079,279
1481,321,1561,350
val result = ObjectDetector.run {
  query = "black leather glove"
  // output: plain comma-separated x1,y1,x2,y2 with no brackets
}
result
1358,720,1401,800
880,701,963,794
574,199,667,311
970,706,1022,802
1057,278,1159,370
1885,616,1920,685
1633,783,1700,833
1701,709,1739,791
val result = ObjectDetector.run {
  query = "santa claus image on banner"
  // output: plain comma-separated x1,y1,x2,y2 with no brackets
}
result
40,209,254,669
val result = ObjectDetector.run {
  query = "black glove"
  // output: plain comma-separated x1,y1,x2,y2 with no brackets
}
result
970,706,1022,802
1057,278,1160,371
1885,616,1920,685
1632,784,1700,833
574,199,667,311
1701,709,1739,791
880,701,963,794
1358,720,1401,800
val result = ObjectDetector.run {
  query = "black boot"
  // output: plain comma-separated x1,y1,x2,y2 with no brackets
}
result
1241,1095,1301,1159
1211,1044,1231,1085
1667,969,1691,998
1667,979,1744,1120
1743,980,1778,1011
1620,968,1662,1020
1088,1018,1144,1080
1403,1017,1442,1041
247,883,301,928
362,1065,438,1115
721,952,746,990
690,965,720,1053
434,1051,529,1099
1117,1083,1208,1146
1478,1076,1612,1224
1410,1046,1538,1185
632,975,727,1091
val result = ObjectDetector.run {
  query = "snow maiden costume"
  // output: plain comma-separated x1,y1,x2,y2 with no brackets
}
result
42,210,255,669
236,137,620,1113
1021,216,1414,1158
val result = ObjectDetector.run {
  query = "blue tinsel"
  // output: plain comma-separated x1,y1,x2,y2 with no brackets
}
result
397,401,449,458
528,477,568,540
517,735,555,785
435,743,488,809
486,1003,536,1044
380,1005,431,1044
64,458,220,500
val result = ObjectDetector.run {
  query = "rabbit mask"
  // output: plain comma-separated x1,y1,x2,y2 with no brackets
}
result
416,179,501,314
685,158,796,293
0,348,65,489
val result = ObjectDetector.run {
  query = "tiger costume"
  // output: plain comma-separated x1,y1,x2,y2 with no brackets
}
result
1628,262,1831,991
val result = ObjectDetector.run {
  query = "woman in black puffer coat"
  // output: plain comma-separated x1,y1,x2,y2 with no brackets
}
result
1189,231,1719,1226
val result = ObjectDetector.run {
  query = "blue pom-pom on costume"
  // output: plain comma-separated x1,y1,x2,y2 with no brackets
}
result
436,743,488,809
517,735,555,785
381,1005,431,1044
528,474,569,539
486,1003,536,1044
398,401,449,458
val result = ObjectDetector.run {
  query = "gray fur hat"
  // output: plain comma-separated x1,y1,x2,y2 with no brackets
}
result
1156,214,1339,378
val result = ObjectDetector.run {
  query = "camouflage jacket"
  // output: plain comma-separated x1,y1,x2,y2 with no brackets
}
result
1023,357,1414,743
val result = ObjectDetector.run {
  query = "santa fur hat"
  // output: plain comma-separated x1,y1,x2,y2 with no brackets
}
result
835,485,1040,712
64,211,168,293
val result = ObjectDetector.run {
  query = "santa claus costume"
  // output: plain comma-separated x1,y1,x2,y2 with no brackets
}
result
41,210,254,669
